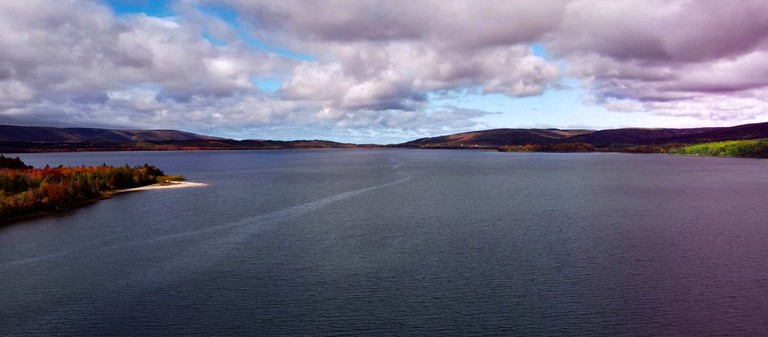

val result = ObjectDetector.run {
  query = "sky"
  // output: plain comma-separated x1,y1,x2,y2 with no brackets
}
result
1,1,768,144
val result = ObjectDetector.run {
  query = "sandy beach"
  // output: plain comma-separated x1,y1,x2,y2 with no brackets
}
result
116,181,208,193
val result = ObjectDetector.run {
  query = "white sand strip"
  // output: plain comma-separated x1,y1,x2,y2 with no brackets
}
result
116,181,208,193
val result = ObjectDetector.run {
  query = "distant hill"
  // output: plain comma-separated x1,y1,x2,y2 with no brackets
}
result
0,124,365,152
400,129,593,148
567,128,718,147
0,125,222,143
661,122,768,144
2,122,767,154
396,122,768,149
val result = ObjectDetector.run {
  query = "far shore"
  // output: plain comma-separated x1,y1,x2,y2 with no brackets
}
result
115,181,208,193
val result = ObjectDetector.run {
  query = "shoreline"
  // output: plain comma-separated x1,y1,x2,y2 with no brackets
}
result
114,181,208,193
2,181,208,226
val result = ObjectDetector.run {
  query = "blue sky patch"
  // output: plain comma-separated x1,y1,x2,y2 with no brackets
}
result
106,0,174,17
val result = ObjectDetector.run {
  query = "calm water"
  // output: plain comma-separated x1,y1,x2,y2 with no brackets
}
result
1,150,767,336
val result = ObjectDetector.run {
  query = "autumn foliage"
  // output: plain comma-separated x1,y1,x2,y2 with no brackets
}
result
0,155,31,170
498,142,596,153
1,160,164,219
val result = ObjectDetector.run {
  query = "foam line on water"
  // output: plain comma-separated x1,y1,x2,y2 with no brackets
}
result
121,160,411,276
1,160,410,267
3,160,412,330
9,161,414,329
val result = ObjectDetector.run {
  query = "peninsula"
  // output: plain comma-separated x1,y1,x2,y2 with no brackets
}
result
0,155,197,224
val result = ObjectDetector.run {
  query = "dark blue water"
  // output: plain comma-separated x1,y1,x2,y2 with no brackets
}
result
1,150,767,336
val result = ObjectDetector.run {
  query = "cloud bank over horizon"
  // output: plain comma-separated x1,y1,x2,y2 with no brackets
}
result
1,0,767,142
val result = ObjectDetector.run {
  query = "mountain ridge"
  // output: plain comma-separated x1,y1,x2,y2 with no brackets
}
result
0,124,362,152
397,122,768,149
0,125,223,143
1,122,767,153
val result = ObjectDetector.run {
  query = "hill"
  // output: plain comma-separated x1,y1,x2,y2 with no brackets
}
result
396,122,768,150
0,125,221,142
0,124,363,152
400,129,594,148
2,122,767,154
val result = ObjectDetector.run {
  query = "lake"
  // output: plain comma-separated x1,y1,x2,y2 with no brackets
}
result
1,150,767,336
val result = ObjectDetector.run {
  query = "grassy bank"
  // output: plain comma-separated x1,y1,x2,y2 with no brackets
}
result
669,139,768,158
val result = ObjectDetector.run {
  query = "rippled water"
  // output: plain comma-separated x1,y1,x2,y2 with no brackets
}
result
1,150,767,336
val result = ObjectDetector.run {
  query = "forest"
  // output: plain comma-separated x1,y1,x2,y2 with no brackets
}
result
1,155,165,220
498,142,596,153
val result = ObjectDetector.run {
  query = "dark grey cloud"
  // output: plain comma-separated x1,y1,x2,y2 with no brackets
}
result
224,0,565,45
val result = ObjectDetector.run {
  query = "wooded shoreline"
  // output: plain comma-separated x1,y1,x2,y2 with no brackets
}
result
0,156,194,225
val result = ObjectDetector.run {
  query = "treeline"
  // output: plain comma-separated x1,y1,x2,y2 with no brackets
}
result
497,139,768,158
1,160,165,220
0,155,32,169
498,142,596,153
0,139,363,153
669,139,768,158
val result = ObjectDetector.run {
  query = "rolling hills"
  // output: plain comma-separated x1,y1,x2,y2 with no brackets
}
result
396,122,768,150
0,125,222,142
1,122,767,155
0,125,358,152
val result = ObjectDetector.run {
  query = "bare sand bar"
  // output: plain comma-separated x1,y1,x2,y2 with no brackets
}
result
116,181,208,193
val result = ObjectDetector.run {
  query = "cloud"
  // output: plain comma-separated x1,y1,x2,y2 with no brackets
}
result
0,1,292,127
2,0,768,143
225,0,768,124
226,0,565,48
224,0,563,129
230,1,565,93
548,0,768,120
0,0,511,139
280,43,559,111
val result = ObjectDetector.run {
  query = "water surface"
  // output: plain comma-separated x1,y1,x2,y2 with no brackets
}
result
1,150,767,336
